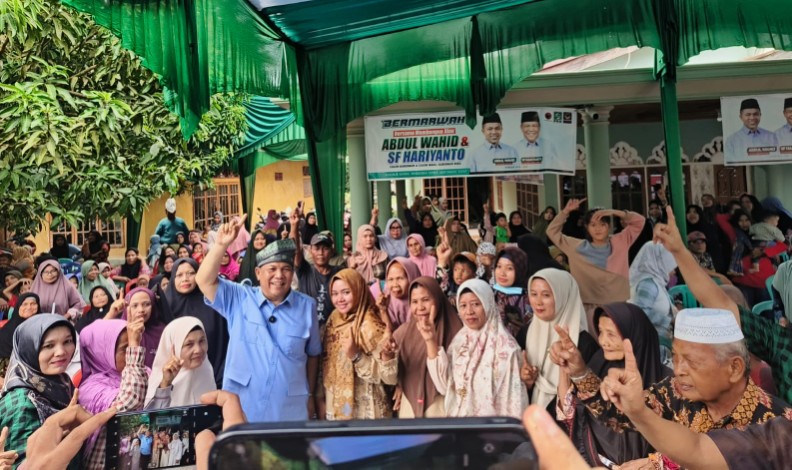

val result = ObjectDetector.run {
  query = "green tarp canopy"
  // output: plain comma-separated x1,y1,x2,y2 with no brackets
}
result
60,0,792,243
233,96,307,214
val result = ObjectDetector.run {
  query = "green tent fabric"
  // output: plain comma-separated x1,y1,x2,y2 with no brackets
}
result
59,0,792,246
234,97,307,215
59,0,792,139
264,0,540,49
235,96,296,160
125,213,142,253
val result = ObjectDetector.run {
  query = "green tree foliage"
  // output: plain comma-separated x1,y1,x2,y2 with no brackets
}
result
0,0,247,234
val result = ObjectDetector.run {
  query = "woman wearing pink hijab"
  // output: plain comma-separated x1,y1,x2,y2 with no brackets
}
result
79,319,149,469
369,257,422,330
406,234,437,278
348,225,388,284
226,215,251,260
218,249,240,281
30,259,85,317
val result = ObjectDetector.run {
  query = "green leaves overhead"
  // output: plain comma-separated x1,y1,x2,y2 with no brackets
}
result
0,0,247,235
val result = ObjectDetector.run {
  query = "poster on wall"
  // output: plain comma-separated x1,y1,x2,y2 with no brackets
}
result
721,93,792,166
364,108,577,180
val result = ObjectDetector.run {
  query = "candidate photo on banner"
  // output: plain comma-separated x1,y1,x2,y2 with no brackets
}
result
469,108,576,176
363,108,576,180
721,94,792,165
468,113,519,174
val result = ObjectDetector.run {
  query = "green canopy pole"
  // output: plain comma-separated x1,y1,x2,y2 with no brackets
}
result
126,213,143,252
659,75,687,240
238,154,257,229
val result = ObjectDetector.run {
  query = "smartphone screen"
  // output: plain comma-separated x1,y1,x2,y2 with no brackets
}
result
211,419,536,470
105,405,221,470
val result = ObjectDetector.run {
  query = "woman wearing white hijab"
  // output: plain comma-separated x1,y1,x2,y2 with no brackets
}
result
377,217,409,260
420,278,528,419
523,268,597,409
145,317,216,408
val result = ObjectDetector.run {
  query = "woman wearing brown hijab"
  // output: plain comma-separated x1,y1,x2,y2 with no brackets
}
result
393,277,462,418
323,269,397,420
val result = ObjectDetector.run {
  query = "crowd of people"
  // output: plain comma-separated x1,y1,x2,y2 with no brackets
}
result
0,190,791,469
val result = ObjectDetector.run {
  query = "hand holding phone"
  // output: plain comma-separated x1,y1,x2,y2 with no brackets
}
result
106,402,224,470
196,392,247,470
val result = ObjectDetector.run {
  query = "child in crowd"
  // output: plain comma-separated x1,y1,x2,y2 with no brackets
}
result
494,213,511,246
750,213,785,244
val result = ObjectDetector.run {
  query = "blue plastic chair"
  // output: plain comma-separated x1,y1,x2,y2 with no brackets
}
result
752,300,774,316
766,275,775,303
668,285,699,309
59,260,82,275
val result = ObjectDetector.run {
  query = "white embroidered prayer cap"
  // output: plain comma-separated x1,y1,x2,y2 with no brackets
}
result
674,308,744,344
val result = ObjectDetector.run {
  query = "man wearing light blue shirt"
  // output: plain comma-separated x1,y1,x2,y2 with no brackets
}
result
197,212,320,422
514,111,563,173
469,113,518,174
774,97,792,149
725,98,778,160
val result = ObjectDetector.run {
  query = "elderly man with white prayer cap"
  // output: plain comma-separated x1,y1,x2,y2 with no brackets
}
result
553,305,792,469
551,206,792,469
154,197,190,246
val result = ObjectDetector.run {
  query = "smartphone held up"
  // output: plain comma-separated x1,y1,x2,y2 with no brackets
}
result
209,417,537,470
105,405,221,470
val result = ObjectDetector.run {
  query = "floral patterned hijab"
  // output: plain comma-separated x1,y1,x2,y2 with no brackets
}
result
445,279,528,418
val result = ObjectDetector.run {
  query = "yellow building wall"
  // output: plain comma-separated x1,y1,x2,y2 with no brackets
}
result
251,160,315,222
30,164,312,261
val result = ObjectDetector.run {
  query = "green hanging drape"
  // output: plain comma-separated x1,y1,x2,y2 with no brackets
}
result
60,0,792,140
59,0,792,250
234,97,307,216
125,213,142,252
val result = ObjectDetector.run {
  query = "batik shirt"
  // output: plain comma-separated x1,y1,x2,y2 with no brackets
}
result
574,373,792,469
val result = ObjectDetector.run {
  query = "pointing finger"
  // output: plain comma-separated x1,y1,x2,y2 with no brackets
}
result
665,206,676,228
553,324,574,348
623,339,638,374
522,406,589,470
0,427,7,453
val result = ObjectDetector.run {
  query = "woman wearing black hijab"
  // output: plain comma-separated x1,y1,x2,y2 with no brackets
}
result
300,212,320,246
75,286,115,332
238,229,267,286
0,292,41,379
516,234,563,279
81,230,105,262
740,193,765,223
508,211,531,243
50,235,71,260
556,302,670,467
148,273,169,302
161,258,229,387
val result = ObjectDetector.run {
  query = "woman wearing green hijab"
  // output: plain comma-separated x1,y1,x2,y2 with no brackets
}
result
78,260,117,303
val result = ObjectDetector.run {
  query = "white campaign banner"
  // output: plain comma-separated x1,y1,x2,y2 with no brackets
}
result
364,108,577,180
721,93,792,166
